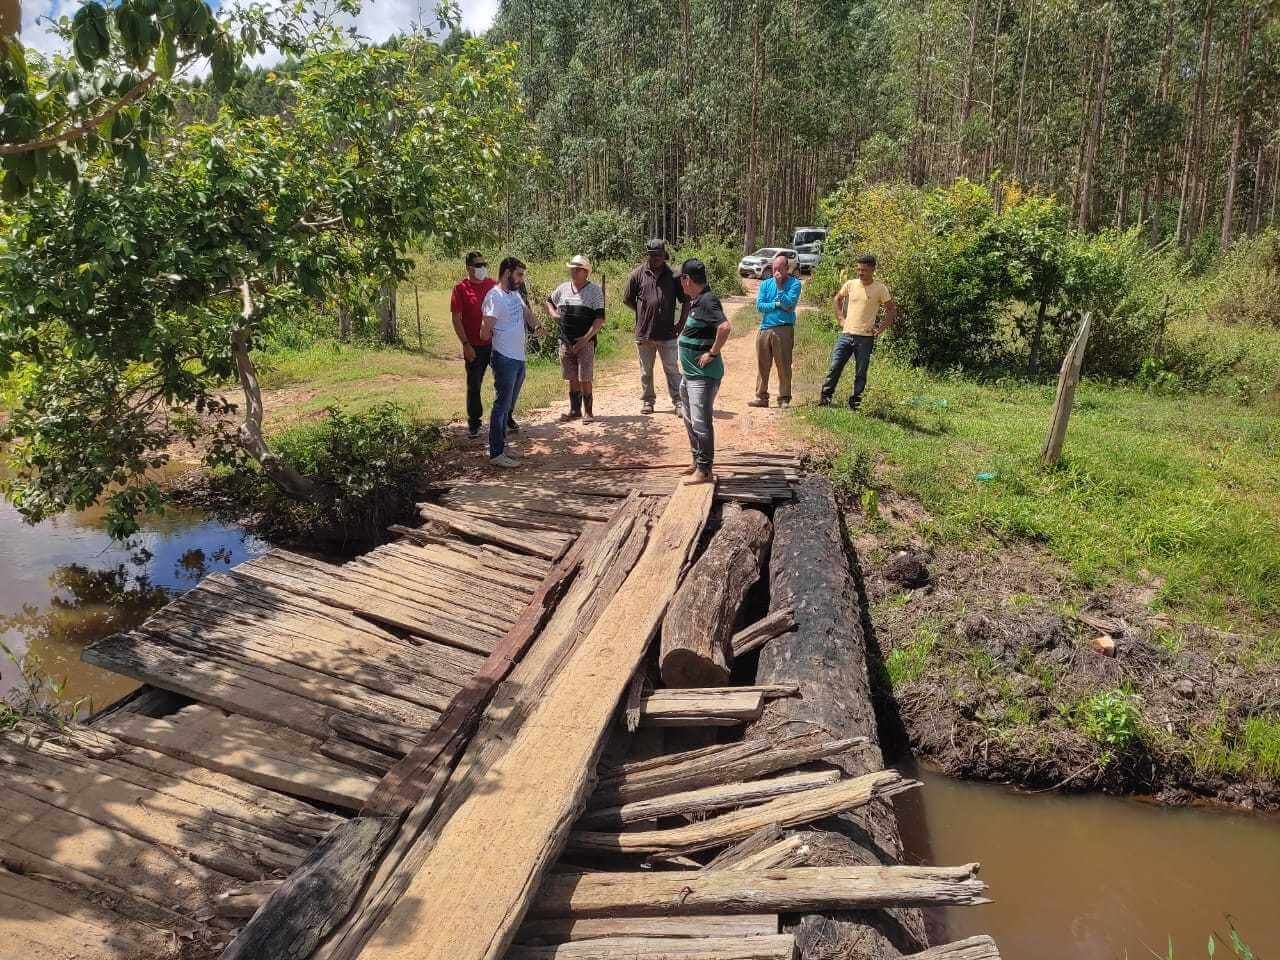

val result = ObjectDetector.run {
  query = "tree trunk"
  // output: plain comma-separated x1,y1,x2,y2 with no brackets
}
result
746,477,927,960
660,506,772,688
1078,11,1114,231
377,282,398,344
1177,0,1215,245
1011,11,1033,181
337,302,352,341
1221,11,1253,251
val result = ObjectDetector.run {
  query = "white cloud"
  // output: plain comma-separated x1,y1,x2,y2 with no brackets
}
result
21,0,76,56
458,0,498,33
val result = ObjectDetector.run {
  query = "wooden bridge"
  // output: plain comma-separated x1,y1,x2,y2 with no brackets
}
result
0,452,1000,960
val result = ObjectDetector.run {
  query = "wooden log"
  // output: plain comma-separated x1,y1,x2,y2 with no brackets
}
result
530,865,988,919
507,936,797,960
220,816,397,960
637,689,766,727
911,937,1002,960
571,770,917,856
312,497,655,960
357,484,714,960
592,735,866,807
215,880,281,918
579,770,840,828
731,608,797,658
703,824,783,870
712,834,812,872
516,916,778,945
1039,311,1092,468
660,506,772,687
417,502,568,561
746,476,926,958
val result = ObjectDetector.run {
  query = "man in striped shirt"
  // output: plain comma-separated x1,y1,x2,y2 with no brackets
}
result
676,258,732,485
545,255,607,423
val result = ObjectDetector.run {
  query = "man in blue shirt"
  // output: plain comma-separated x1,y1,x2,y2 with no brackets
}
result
749,253,802,408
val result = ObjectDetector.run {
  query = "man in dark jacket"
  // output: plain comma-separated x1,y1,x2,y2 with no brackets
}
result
624,239,690,416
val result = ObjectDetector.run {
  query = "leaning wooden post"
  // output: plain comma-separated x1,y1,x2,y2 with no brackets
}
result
1039,310,1092,469
414,283,424,352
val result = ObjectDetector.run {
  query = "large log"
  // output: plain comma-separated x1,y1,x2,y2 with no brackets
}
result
746,476,927,959
570,770,919,856
356,483,715,960
660,506,772,687
530,864,988,918
507,936,797,960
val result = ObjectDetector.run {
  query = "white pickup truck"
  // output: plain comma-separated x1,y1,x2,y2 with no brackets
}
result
792,227,827,274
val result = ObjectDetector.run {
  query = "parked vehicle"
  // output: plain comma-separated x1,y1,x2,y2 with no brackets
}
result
738,247,799,279
792,227,827,274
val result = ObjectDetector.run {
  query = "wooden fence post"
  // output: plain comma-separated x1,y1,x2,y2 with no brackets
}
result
414,283,424,352
1039,310,1092,469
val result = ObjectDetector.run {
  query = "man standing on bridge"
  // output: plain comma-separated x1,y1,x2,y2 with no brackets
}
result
819,253,897,410
676,258,732,485
545,255,607,423
481,257,544,468
749,252,802,409
450,251,498,440
624,239,691,417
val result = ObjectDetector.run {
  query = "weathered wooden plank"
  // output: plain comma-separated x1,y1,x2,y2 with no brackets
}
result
93,705,376,810
506,936,797,960
911,937,1002,960
418,502,570,560
570,771,918,856
592,736,866,807
660,506,772,687
530,865,988,919
731,608,797,658
326,713,418,757
358,484,714,960
221,817,399,960
578,770,841,828
516,916,778,945
637,689,766,727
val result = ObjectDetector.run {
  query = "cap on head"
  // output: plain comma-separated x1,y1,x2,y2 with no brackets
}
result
646,238,667,255
857,253,878,268
678,258,708,285
565,254,592,273
465,251,485,267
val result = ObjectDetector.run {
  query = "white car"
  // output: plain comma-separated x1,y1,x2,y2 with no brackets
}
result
796,244,822,274
738,247,799,279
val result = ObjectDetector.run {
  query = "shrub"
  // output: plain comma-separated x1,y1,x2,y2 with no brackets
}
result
671,235,744,295
1076,687,1142,750
210,403,445,552
561,207,642,263
509,214,559,263
1201,230,1280,328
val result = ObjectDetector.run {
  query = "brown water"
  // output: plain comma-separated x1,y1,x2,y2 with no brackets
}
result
897,764,1280,959
0,496,265,713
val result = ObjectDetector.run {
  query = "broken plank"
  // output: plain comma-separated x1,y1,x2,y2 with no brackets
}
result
516,916,778,945
506,936,797,960
530,864,988,918
637,689,765,727
571,770,918,855
730,608,796,658
418,502,569,561
359,483,714,960
911,937,1003,960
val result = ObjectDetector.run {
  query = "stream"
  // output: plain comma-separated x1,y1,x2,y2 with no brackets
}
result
0,494,265,713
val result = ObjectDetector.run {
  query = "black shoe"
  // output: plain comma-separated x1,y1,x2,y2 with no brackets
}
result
817,397,831,407
467,425,481,440
847,396,861,410
507,419,520,435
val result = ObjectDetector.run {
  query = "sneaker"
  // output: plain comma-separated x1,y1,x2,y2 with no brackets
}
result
467,426,481,440
490,454,520,468
641,402,655,415
747,398,769,408
847,396,862,410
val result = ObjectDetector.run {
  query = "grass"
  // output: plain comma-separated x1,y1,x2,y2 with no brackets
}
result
884,622,939,688
790,311,1280,637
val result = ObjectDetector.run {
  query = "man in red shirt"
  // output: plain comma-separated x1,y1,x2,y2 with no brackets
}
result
451,251,502,440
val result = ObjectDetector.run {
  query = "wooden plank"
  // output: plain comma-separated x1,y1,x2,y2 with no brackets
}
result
1040,311,1092,467
578,769,841,827
418,502,569,561
220,817,398,960
516,916,778,945
327,713,418,757
912,937,1002,960
530,865,988,919
731,608,796,658
506,936,797,960
358,484,714,960
363,519,599,817
592,736,866,807
93,706,376,809
660,506,772,687
312,499,655,960
570,771,919,856
637,689,766,727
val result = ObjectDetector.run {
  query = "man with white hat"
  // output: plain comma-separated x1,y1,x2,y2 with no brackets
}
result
545,254,607,423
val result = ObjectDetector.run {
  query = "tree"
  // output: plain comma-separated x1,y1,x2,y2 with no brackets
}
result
0,36,525,536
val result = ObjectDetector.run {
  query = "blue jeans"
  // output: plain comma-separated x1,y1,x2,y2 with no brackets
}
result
679,376,720,470
820,334,875,405
489,351,526,458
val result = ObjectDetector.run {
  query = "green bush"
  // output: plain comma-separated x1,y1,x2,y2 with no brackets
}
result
1200,230,1280,328
1076,688,1143,750
509,214,559,263
561,207,642,263
671,235,745,295
211,403,445,552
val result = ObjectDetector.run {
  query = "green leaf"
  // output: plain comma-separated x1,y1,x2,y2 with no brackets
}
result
155,33,177,80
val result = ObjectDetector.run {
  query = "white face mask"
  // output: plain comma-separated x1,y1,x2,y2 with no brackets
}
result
472,266,488,281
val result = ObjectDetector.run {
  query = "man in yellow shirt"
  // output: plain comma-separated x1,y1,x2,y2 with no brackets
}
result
819,253,898,409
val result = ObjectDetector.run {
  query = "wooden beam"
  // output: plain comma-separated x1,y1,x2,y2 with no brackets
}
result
516,916,778,945
1039,311,1093,468
571,770,918,856
592,735,866,807
417,502,569,561
531,865,988,918
660,506,772,687
220,816,398,960
579,770,840,828
709,834,812,872
731,608,796,658
507,936,797,960
637,689,765,727
911,937,1002,960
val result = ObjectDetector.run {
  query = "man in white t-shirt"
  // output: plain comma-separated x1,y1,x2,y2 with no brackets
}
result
480,257,543,467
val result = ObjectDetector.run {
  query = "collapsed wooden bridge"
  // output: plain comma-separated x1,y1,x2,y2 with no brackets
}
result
0,452,1000,960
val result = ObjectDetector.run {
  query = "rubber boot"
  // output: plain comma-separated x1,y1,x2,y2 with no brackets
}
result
582,393,595,423
559,390,582,422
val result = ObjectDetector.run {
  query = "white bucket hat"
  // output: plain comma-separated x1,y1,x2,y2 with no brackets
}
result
565,254,592,272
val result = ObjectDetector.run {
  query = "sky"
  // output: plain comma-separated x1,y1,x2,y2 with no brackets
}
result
21,0,501,56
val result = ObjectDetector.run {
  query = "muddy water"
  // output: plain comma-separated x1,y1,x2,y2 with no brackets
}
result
0,496,265,713
896,764,1280,959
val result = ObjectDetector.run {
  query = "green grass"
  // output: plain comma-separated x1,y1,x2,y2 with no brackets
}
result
884,623,939,688
791,312,1280,636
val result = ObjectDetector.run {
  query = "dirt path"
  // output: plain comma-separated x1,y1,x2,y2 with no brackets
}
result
442,294,804,478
